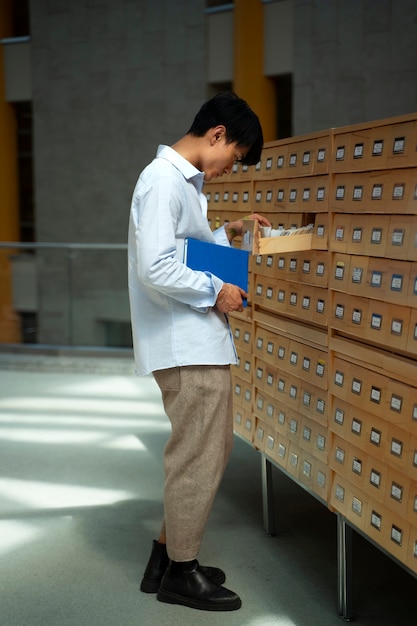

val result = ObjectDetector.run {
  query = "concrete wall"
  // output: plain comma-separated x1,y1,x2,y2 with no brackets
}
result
293,0,417,135
29,0,206,345
23,0,417,346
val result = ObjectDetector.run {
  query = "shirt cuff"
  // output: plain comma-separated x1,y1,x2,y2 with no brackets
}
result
213,225,230,247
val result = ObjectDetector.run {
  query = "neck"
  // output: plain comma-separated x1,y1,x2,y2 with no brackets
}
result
171,135,204,171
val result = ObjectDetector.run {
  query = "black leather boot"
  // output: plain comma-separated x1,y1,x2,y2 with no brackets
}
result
157,559,241,611
140,541,226,593
140,540,170,593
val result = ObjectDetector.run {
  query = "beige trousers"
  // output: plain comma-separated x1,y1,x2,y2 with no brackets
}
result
153,365,234,562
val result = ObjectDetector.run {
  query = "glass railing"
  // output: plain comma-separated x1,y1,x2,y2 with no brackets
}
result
0,242,132,349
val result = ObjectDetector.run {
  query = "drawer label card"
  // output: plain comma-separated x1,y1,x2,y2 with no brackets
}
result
303,391,311,406
336,186,345,200
373,140,384,155
335,447,345,463
353,186,363,200
266,435,275,451
335,484,345,502
278,443,287,458
391,274,403,291
391,438,403,457
317,148,326,162
391,229,404,246
370,428,382,446
335,408,345,425
354,143,364,158
371,511,382,530
335,262,345,279
352,496,363,516
372,184,383,199
371,386,381,403
317,262,325,276
317,470,326,488
371,271,382,287
391,525,403,546
352,267,363,283
371,228,383,244
370,469,381,488
391,319,403,335
390,394,402,412
393,137,405,154
393,184,405,200
352,457,362,475
371,313,382,329
302,460,312,477
336,146,345,161
391,482,403,502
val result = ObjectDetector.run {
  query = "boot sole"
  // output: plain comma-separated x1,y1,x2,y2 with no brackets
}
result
157,589,242,611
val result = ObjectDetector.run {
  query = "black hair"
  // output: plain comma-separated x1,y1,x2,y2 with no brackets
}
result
187,92,263,166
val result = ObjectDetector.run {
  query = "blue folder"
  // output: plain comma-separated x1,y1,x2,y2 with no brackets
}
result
184,238,250,294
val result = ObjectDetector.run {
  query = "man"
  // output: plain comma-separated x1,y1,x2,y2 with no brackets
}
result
128,92,270,611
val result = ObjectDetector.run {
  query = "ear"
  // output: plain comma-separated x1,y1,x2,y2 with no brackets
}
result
209,125,226,146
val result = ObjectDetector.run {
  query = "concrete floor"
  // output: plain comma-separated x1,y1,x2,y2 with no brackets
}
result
0,353,416,626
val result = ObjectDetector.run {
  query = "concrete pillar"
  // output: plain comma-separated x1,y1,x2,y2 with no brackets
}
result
233,0,277,142
0,0,21,342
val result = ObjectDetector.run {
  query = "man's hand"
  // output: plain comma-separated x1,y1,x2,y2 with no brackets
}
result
216,283,248,313
225,213,272,242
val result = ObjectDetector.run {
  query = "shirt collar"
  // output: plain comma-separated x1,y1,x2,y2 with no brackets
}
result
156,144,205,193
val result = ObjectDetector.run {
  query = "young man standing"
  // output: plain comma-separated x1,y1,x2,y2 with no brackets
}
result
128,92,270,611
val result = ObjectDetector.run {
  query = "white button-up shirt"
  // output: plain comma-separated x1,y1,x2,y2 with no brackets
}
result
128,145,238,376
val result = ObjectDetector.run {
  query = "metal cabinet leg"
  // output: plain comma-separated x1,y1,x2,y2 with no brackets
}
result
261,454,276,536
337,514,354,621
